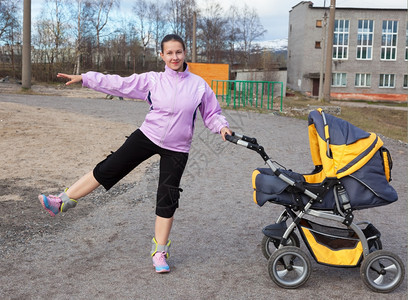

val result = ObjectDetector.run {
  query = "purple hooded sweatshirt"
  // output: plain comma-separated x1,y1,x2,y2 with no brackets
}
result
82,64,229,153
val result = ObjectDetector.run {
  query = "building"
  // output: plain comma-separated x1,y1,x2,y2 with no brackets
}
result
287,1,408,101
0,43,22,64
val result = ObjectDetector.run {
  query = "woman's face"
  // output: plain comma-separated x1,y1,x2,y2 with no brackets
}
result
160,40,186,72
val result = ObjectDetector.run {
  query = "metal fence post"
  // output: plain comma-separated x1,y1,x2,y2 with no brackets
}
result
271,82,275,109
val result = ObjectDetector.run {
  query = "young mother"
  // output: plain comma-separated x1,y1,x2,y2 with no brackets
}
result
39,34,232,273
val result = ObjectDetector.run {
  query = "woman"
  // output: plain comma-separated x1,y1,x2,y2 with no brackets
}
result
38,34,232,273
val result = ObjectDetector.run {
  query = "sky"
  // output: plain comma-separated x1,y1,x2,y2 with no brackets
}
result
194,0,407,41
31,0,407,41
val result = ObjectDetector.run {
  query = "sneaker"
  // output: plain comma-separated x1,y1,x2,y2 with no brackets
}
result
152,251,170,273
38,194,61,217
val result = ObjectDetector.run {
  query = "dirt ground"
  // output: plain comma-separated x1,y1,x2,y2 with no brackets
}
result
0,82,406,299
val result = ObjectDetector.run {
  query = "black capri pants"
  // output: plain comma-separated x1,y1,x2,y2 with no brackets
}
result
93,129,188,218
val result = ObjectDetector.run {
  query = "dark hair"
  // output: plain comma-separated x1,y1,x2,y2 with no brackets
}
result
160,34,186,52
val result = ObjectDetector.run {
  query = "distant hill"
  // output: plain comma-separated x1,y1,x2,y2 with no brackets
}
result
255,38,288,53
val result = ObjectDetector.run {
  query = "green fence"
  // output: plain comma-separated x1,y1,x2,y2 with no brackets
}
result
211,80,283,111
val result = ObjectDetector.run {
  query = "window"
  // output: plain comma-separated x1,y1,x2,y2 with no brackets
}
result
404,75,408,88
316,20,322,28
315,41,321,49
333,19,349,59
405,22,408,60
381,20,398,60
357,20,374,59
379,74,395,88
355,73,371,87
332,73,347,87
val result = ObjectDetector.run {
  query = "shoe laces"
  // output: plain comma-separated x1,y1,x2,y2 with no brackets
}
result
154,252,167,264
50,194,62,203
46,195,62,211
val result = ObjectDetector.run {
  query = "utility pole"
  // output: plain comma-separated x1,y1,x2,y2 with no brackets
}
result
322,0,336,102
22,0,31,89
192,11,197,63
318,10,328,102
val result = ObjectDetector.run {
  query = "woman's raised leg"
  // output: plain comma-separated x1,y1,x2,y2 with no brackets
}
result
65,171,100,199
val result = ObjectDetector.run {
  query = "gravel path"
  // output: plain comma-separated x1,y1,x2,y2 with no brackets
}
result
0,93,406,299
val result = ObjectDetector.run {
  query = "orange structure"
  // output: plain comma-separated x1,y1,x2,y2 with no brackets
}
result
188,62,229,95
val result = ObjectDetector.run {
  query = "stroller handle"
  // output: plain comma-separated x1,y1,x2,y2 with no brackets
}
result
225,132,269,161
225,132,257,146
226,133,320,201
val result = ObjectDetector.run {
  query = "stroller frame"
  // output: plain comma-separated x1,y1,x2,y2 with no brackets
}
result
226,131,405,293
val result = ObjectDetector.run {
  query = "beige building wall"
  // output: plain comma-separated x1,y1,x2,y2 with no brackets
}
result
287,2,407,101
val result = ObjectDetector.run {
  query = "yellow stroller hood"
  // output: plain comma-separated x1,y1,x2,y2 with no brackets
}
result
307,108,383,179
252,109,397,210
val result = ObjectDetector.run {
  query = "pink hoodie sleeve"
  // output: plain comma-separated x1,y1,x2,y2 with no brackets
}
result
82,71,151,100
199,83,229,133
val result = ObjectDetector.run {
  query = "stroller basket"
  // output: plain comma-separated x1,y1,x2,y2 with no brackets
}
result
299,219,375,267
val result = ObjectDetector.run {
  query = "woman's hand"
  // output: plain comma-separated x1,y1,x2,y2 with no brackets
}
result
220,126,233,141
57,73,83,86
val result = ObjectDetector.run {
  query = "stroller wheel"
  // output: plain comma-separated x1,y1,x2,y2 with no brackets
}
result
261,233,300,259
360,250,405,293
268,246,311,289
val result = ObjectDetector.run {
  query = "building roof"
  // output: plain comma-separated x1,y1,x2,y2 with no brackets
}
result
290,1,407,12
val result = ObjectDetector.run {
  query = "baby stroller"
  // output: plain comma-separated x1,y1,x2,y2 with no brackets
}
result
226,108,405,293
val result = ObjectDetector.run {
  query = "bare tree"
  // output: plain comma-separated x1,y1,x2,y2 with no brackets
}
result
166,0,197,59
46,0,68,64
125,21,143,73
181,0,197,60
88,0,118,70
0,0,21,78
32,0,70,81
198,1,228,63
166,0,183,36
23,0,271,81
101,31,126,72
6,18,22,78
0,0,20,41
225,5,241,66
32,20,56,68
149,2,168,67
237,4,266,68
70,0,93,74
132,0,153,70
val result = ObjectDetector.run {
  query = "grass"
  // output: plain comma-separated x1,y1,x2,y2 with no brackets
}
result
340,107,407,142
220,94,407,143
